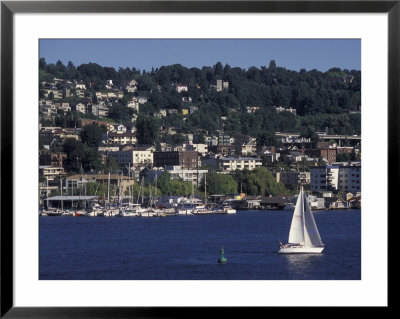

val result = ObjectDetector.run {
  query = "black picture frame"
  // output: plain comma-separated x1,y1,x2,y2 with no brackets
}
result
1,1,395,317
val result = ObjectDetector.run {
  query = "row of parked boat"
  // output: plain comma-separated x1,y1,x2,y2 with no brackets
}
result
39,201,236,217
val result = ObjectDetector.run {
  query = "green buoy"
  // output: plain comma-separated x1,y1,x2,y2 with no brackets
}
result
218,247,227,264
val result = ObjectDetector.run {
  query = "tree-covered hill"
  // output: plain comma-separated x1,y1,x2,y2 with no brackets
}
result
39,58,361,137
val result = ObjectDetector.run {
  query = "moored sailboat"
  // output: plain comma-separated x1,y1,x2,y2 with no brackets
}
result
278,187,324,254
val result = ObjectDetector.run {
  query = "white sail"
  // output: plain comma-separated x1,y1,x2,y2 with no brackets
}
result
288,187,305,244
303,193,324,247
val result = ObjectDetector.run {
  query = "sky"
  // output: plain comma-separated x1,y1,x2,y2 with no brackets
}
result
39,39,361,72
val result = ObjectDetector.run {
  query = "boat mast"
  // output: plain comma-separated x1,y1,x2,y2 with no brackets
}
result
71,179,74,209
128,162,131,204
118,173,121,207
204,174,207,205
102,170,105,204
46,177,49,208
60,178,63,211
107,172,110,206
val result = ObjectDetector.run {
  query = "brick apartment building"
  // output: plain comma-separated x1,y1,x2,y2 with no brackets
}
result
153,151,199,169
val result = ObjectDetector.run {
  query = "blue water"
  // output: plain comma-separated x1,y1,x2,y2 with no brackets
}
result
39,209,361,280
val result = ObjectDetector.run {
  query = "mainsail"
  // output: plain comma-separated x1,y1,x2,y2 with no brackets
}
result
303,194,324,247
287,187,324,247
288,188,305,244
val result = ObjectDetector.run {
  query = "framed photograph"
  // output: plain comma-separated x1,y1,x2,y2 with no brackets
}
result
1,0,395,317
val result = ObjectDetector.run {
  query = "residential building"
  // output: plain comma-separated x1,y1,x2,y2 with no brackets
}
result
123,79,137,92
306,143,337,164
106,79,113,88
153,151,199,169
176,84,188,93
108,148,154,166
39,165,66,181
275,106,297,115
188,106,198,114
246,106,260,114
182,97,192,103
275,171,298,186
144,165,208,186
98,146,120,152
88,104,109,118
190,143,208,156
241,139,257,156
115,124,127,133
62,88,71,98
216,79,229,92
336,162,361,192
310,166,339,192
298,171,311,185
107,131,137,145
208,145,236,157
74,103,86,114
39,153,67,168
138,96,148,104
166,165,208,185
166,109,178,115
310,162,361,193
218,156,262,172
127,98,139,111
75,83,86,90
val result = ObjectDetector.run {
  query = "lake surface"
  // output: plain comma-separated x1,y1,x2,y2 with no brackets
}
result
39,209,361,280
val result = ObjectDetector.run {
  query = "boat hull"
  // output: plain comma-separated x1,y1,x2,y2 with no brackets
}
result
278,246,324,254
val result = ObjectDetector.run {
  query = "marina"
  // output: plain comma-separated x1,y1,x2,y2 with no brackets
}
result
39,196,237,217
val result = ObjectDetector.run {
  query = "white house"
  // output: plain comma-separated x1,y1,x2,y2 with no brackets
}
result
75,83,86,90
176,84,188,93
116,124,127,133
75,103,86,114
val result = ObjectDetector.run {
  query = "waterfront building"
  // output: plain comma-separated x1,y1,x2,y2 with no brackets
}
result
310,162,361,193
275,171,299,186
336,162,361,193
39,165,66,181
165,165,208,185
65,173,134,194
310,166,339,192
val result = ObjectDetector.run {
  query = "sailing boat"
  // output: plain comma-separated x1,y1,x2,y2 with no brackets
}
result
278,186,324,254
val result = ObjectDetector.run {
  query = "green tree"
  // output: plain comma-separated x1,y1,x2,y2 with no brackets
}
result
243,167,287,196
300,125,320,148
136,115,158,145
104,157,121,174
201,172,237,195
80,123,106,147
157,171,172,195
62,138,104,173
336,152,354,162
